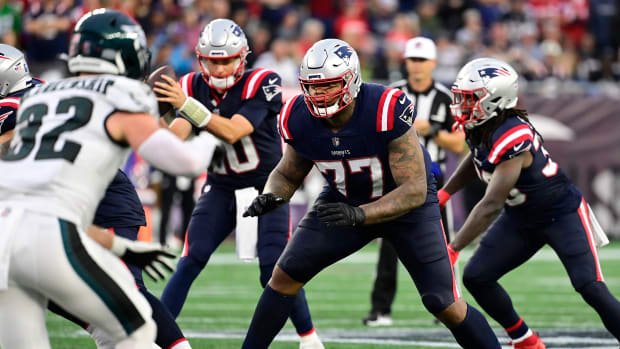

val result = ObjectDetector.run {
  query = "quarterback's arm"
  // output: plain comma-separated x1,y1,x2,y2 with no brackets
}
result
154,74,253,144
263,144,314,201
442,152,479,195
0,129,14,157
450,152,530,251
360,127,428,224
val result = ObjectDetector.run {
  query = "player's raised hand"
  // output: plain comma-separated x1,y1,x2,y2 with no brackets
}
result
243,193,286,217
447,244,460,266
316,202,365,227
111,236,176,282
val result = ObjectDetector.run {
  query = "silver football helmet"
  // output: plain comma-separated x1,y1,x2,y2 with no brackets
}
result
196,18,249,90
299,39,362,118
0,44,33,98
450,57,519,130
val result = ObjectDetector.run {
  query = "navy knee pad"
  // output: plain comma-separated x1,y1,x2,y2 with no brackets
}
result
421,293,451,314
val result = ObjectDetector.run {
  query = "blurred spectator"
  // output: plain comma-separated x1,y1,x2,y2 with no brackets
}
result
333,0,369,38
294,18,325,62
417,0,442,38
434,32,465,84
438,0,472,35
0,0,22,46
367,0,399,36
575,32,603,81
23,0,73,81
253,36,298,88
456,8,484,58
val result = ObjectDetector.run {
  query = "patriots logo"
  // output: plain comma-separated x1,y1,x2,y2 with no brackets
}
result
333,46,354,65
332,137,340,147
478,67,511,79
262,84,281,102
398,103,415,126
0,110,13,131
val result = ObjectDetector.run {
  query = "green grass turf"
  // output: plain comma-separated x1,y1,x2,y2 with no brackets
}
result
44,240,620,348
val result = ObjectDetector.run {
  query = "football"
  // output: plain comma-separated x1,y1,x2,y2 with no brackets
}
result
146,65,176,116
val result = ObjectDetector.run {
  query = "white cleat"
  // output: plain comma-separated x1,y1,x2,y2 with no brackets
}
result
299,329,325,349
362,312,393,327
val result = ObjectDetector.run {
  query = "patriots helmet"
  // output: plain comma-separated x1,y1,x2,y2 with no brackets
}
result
450,57,519,130
196,18,249,90
68,9,151,80
0,44,33,98
299,39,362,118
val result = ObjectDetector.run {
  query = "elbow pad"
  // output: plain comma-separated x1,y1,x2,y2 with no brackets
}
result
179,97,212,128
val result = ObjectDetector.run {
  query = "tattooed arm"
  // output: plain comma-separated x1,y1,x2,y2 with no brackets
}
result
263,144,314,200
360,127,428,224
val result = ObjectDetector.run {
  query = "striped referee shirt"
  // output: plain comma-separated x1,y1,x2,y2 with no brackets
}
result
390,79,454,169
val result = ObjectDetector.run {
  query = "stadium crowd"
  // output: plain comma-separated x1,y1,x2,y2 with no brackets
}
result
2,0,620,97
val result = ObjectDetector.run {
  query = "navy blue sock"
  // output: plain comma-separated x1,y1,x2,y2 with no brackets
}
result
139,286,186,348
579,281,620,339
449,304,501,349
259,264,314,335
242,285,297,349
505,317,530,340
290,287,314,335
161,255,205,318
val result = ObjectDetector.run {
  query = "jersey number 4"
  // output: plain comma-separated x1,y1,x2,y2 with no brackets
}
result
4,97,92,162
316,157,384,198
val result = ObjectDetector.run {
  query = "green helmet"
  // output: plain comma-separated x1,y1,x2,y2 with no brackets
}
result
68,9,150,80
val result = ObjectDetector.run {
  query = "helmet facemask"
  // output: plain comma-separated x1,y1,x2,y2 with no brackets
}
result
450,87,492,130
300,71,355,118
196,47,247,90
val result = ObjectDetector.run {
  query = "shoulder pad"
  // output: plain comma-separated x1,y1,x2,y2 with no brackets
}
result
105,76,158,117
242,69,279,101
179,72,198,98
488,121,534,164
278,94,303,140
376,87,405,132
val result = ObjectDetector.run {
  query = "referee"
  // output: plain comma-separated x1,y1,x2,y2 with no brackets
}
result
363,37,465,326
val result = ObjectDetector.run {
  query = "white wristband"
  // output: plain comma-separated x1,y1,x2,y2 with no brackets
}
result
179,97,212,128
110,236,128,257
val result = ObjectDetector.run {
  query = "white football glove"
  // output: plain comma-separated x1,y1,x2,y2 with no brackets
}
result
111,236,176,282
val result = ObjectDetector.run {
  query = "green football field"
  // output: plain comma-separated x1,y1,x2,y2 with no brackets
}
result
45,241,620,348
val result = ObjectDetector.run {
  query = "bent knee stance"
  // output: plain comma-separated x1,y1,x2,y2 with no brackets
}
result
463,265,496,295
116,318,156,349
268,266,304,295
422,292,454,314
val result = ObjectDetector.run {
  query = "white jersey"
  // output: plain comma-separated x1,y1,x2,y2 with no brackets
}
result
0,74,158,228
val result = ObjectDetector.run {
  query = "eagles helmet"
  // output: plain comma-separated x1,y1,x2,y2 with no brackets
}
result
450,57,519,130
68,9,150,80
0,44,33,98
196,18,249,90
299,39,362,118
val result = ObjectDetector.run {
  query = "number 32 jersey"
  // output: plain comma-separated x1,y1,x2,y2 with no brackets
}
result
279,83,436,209
0,75,158,228
469,116,582,219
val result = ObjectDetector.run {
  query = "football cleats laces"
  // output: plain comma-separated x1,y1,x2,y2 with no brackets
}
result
0,44,33,97
196,18,249,90
68,9,151,80
299,39,362,118
450,57,518,130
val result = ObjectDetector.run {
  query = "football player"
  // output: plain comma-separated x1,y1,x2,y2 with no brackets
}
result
153,18,324,348
0,9,217,348
441,57,620,348
241,39,501,349
0,44,44,157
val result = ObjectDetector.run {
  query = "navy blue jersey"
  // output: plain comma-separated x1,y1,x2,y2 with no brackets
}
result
468,116,581,219
177,68,283,189
0,78,44,135
93,169,146,228
279,83,436,209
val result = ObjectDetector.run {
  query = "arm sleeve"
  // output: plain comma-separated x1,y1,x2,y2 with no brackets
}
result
137,129,217,176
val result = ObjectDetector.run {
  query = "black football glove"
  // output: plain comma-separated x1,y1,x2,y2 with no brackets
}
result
316,202,365,227
242,193,286,217
111,236,176,282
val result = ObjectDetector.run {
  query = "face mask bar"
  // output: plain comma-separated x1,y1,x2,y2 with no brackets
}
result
196,49,245,90
299,73,351,118
450,87,487,129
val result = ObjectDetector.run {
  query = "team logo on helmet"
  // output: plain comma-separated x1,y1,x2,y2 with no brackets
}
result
478,67,511,79
333,46,354,65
